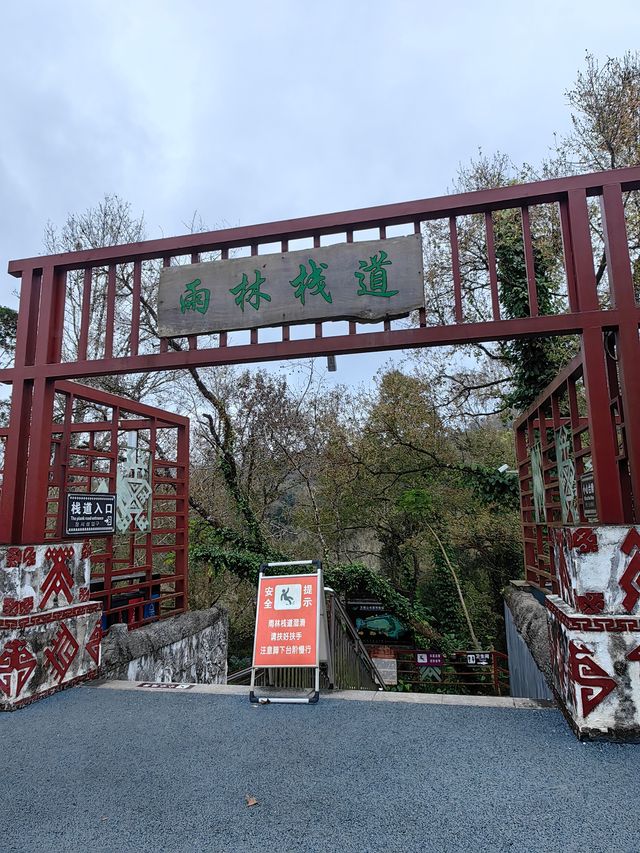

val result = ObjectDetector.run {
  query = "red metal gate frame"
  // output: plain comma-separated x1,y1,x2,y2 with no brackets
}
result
2,166,640,571
0,379,189,626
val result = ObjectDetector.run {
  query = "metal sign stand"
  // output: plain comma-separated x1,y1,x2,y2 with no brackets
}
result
249,560,332,705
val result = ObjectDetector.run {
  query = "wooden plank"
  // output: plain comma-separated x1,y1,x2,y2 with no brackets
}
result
157,234,424,337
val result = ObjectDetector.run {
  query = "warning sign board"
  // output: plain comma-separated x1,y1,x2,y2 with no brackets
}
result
252,573,320,668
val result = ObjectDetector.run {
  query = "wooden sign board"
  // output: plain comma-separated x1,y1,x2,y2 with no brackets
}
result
157,234,424,336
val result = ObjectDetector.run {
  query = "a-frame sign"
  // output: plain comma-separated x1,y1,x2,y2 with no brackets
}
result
250,560,332,704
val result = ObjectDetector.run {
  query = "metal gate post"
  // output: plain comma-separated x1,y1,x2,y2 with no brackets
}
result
581,326,625,523
19,264,66,544
0,267,42,544
601,183,640,516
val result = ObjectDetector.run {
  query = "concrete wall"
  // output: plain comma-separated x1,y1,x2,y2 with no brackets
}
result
1,543,101,711
547,526,640,741
101,605,228,684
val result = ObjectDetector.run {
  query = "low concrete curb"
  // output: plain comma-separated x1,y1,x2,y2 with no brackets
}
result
85,679,555,710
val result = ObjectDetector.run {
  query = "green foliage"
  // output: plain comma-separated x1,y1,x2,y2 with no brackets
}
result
324,561,434,638
0,306,17,361
494,212,575,411
396,488,434,518
189,518,281,585
419,552,468,646
464,466,519,510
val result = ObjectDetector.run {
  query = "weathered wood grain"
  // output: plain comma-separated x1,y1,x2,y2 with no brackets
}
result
157,234,424,337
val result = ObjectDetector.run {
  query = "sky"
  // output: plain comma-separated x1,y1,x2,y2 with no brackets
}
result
1,0,638,387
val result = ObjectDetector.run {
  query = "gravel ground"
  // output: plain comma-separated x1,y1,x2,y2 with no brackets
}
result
1,684,638,853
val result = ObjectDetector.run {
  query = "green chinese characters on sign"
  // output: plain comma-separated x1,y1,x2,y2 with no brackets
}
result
179,278,211,315
229,270,272,312
290,259,332,305
355,250,398,298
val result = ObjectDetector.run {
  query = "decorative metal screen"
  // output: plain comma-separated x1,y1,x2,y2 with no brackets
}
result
115,447,152,533
555,425,578,524
530,442,545,524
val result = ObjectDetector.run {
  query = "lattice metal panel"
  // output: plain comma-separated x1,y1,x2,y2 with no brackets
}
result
21,380,190,632
556,425,578,524
515,348,634,593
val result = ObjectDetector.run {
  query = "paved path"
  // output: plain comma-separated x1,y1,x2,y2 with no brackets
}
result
1,682,638,852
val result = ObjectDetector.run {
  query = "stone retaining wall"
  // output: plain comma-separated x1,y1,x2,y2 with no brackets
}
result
503,581,553,692
101,605,228,684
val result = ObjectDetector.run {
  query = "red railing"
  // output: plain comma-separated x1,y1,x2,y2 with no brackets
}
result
514,345,633,593
392,648,510,696
0,381,188,629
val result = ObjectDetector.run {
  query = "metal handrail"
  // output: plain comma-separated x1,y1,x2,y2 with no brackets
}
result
325,588,385,691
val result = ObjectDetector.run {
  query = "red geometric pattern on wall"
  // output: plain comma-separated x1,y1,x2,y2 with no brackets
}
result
546,596,640,633
621,527,640,556
619,552,640,614
5,547,22,568
44,623,79,683
78,587,90,603
2,596,34,616
22,546,36,567
571,528,598,554
85,622,102,666
627,644,640,662
0,638,37,698
81,540,92,560
40,547,75,609
569,640,617,717
575,592,605,615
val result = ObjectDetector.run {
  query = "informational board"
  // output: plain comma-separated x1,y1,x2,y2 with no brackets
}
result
347,597,387,614
252,572,320,668
416,651,445,667
157,234,424,336
65,493,116,536
465,652,491,666
581,472,597,521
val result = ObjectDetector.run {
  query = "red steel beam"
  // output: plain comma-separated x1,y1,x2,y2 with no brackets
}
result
8,167,640,275
513,354,584,429
600,183,640,508
0,310,623,384
53,380,188,426
581,325,625,522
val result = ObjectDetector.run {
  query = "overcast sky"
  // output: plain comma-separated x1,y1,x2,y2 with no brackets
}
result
1,1,638,385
